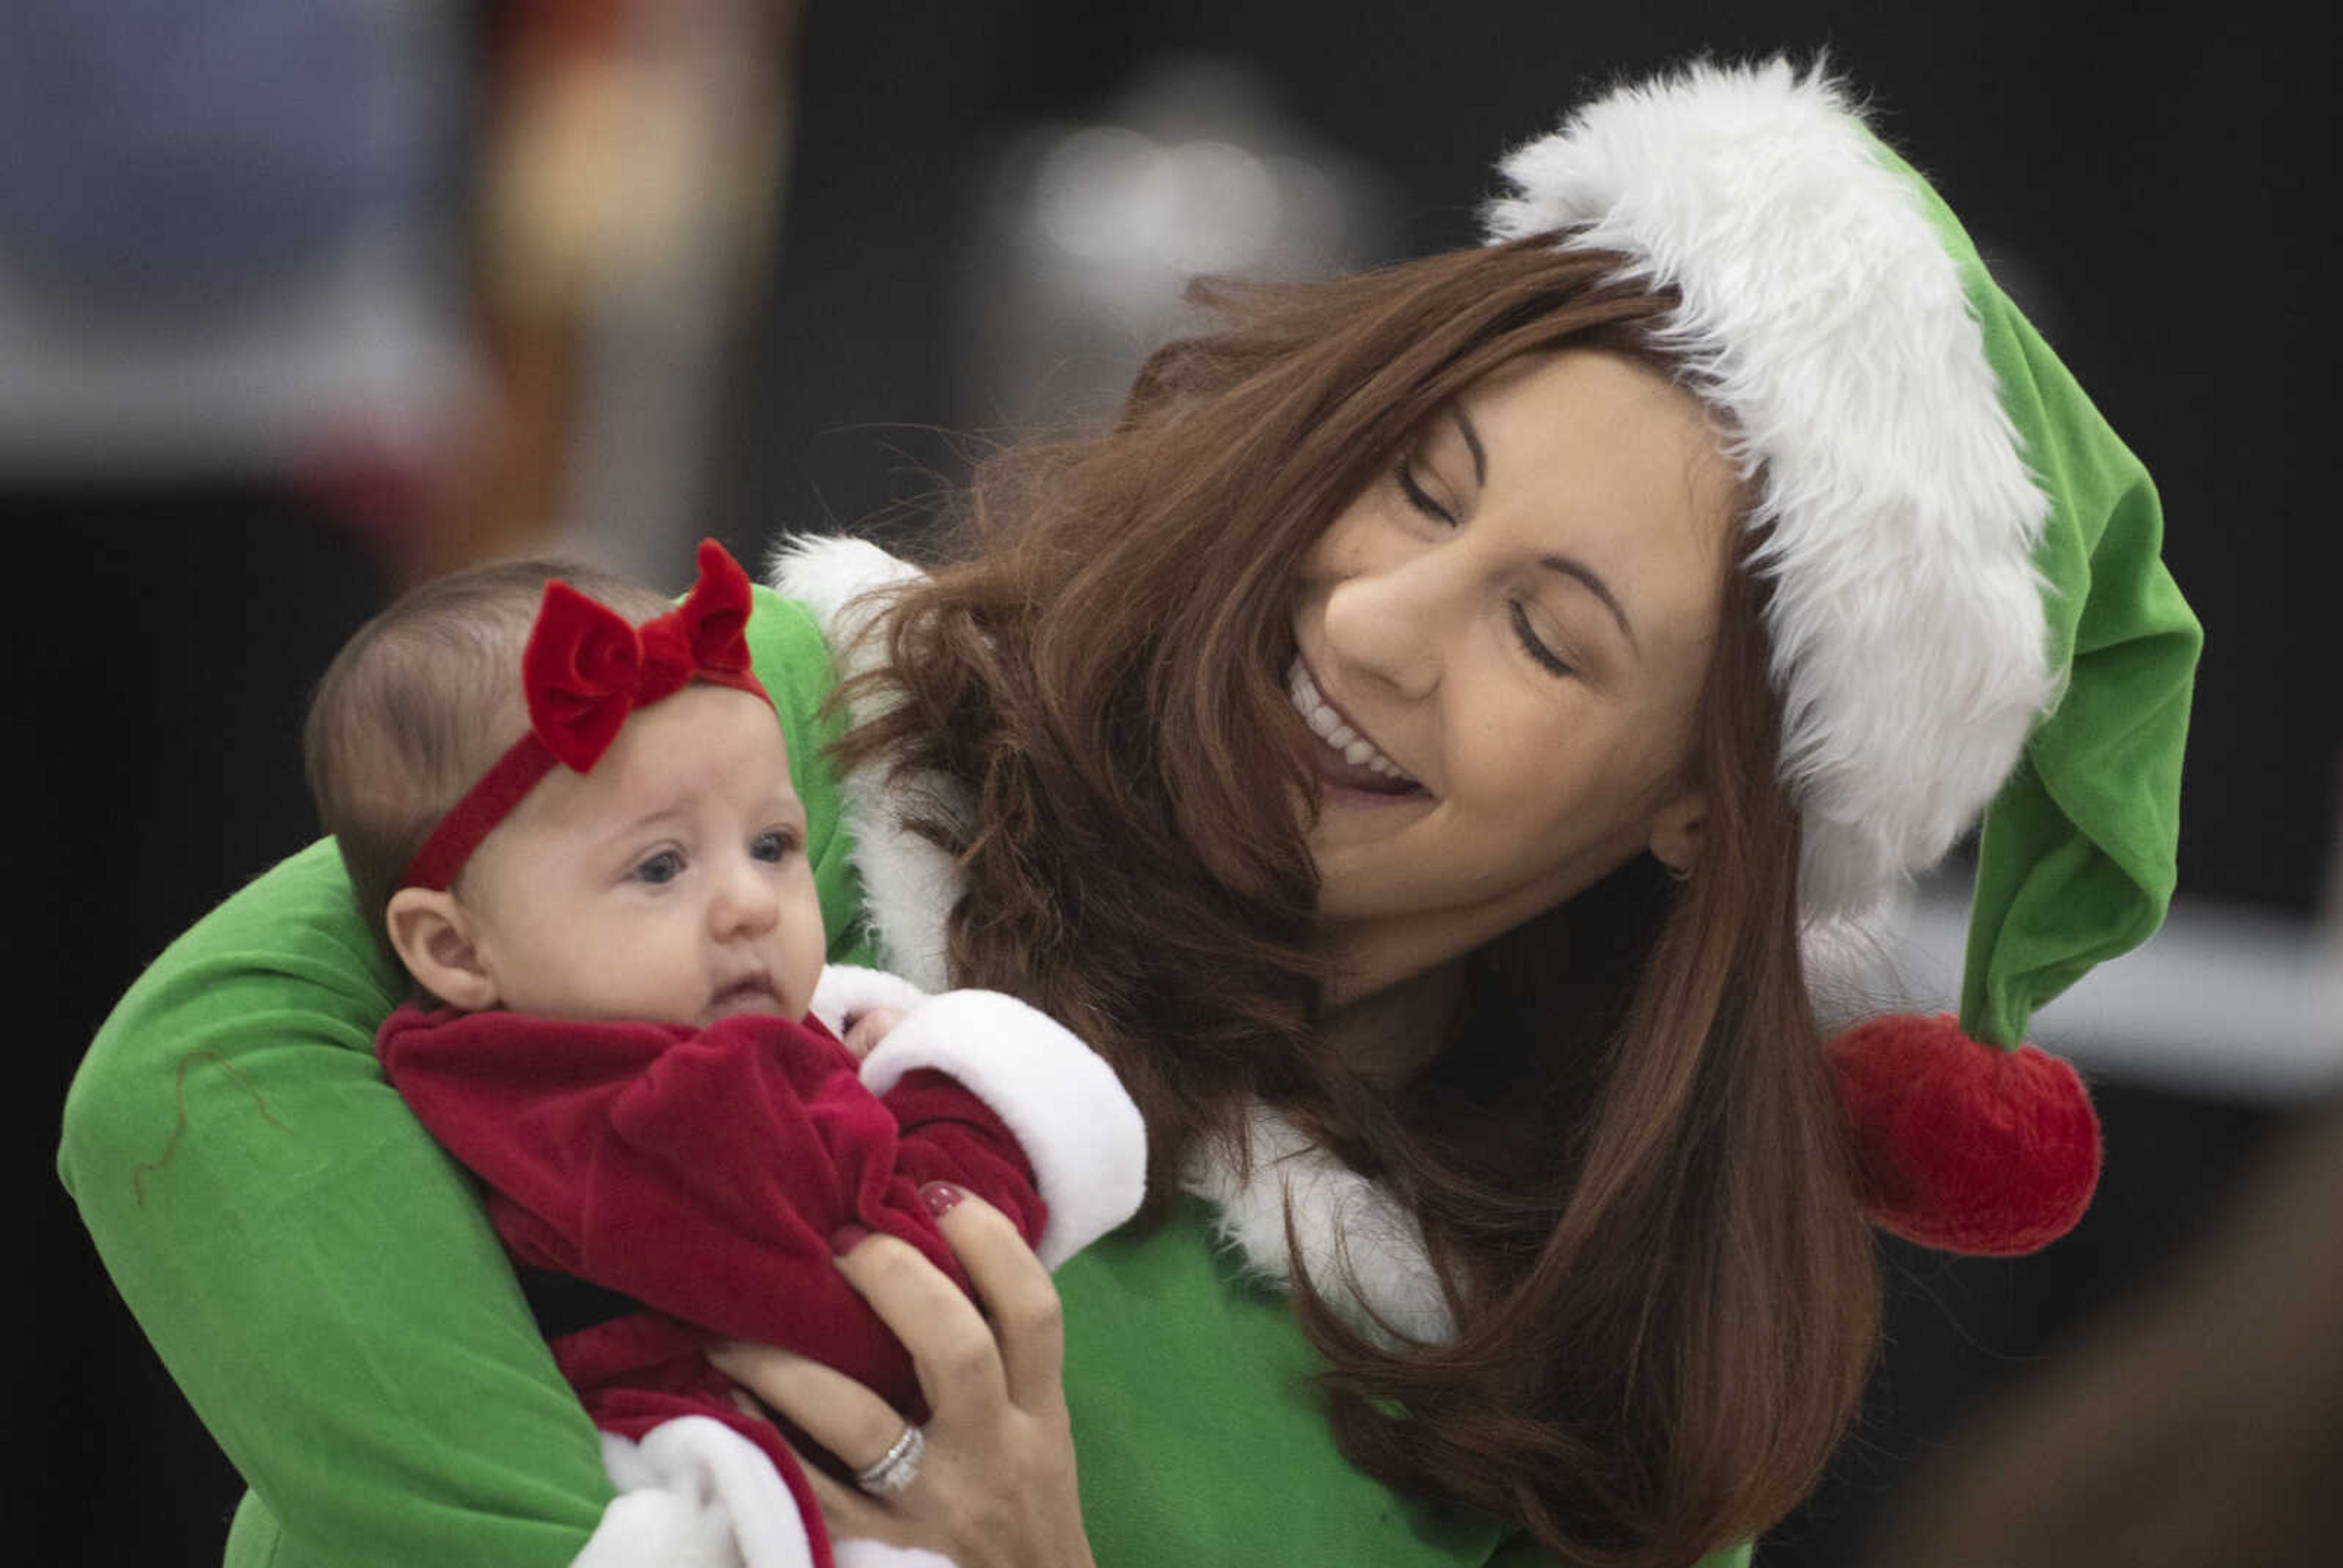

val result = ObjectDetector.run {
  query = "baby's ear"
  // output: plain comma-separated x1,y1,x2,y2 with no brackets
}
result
385,889,500,1010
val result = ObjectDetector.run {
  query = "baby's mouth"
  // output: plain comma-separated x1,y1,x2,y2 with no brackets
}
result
1287,658,1423,794
708,976,783,1018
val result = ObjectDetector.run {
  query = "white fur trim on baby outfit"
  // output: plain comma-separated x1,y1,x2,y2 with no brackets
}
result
813,961,1148,1269
579,1414,960,1567
809,963,932,1038
579,1415,817,1568
860,987,1148,1270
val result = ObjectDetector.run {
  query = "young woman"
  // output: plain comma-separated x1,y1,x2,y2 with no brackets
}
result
59,59,2197,1568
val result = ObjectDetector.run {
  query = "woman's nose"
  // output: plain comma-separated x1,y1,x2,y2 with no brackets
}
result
1319,544,1456,699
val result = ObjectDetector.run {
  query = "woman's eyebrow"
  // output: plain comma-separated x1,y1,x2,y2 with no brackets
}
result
1539,553,1639,656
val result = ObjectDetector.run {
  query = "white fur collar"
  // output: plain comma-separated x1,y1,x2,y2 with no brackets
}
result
768,534,1450,1342
1184,1104,1454,1343
766,534,960,994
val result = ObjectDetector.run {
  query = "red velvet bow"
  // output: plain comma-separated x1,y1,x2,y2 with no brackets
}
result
524,539,759,772
398,540,770,891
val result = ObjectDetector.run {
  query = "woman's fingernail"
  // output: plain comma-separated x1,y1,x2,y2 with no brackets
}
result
830,1223,874,1257
919,1181,966,1218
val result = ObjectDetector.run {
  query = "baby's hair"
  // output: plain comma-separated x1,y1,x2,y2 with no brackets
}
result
303,558,674,955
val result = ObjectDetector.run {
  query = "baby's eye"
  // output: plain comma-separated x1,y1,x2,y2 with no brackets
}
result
749,829,799,864
633,849,685,885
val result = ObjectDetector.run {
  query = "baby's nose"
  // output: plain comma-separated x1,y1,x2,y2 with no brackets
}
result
712,861,779,936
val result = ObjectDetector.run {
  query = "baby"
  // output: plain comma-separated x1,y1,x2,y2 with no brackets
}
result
303,540,1144,1568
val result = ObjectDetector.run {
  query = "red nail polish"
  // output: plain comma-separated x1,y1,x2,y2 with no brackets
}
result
919,1181,966,1218
830,1223,873,1256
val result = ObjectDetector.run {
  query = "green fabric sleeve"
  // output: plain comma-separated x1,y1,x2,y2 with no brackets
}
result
57,586,866,1567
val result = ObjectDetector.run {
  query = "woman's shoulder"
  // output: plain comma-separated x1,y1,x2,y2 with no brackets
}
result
762,531,926,645
752,531,930,727
744,578,846,719
746,565,887,971
749,531,930,831
60,838,401,1176
757,535,960,989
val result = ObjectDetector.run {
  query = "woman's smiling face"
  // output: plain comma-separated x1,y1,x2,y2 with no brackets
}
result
1289,348,1740,1002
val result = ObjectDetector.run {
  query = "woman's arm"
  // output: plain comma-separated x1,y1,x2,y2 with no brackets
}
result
58,840,613,1566
57,584,872,1565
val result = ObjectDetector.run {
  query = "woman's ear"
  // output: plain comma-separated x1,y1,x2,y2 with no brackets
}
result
1649,791,1708,878
384,888,500,1010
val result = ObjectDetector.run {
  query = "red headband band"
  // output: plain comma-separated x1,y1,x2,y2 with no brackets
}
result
397,539,769,891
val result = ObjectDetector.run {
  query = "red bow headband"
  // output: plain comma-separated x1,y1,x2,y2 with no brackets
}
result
398,539,770,891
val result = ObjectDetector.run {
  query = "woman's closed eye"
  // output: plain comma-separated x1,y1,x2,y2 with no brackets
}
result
1509,602,1576,678
1394,403,1486,527
1395,456,1460,526
1395,453,1578,680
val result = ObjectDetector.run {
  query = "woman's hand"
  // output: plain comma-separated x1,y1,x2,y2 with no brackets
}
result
708,1185,1096,1568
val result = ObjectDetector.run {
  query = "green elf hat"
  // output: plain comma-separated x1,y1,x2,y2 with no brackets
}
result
1485,59,2201,1254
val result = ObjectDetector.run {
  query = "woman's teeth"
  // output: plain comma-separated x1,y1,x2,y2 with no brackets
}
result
1287,661,1417,785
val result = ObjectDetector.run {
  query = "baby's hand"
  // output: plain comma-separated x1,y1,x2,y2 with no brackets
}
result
840,1005,908,1060
810,965,927,1056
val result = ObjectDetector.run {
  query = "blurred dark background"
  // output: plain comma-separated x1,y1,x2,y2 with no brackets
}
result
20,1,2336,1563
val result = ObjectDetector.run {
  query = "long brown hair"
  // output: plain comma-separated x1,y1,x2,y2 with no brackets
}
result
836,237,1879,1566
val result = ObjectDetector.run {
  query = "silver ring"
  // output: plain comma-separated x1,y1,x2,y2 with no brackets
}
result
853,1422,924,1496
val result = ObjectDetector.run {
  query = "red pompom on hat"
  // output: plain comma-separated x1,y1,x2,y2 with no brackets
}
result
1486,60,2202,1255
1829,1015,2101,1256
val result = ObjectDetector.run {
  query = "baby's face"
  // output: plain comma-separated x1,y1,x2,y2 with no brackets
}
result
453,684,827,1027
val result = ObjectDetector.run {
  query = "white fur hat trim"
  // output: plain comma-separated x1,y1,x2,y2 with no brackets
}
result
1485,59,2056,916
